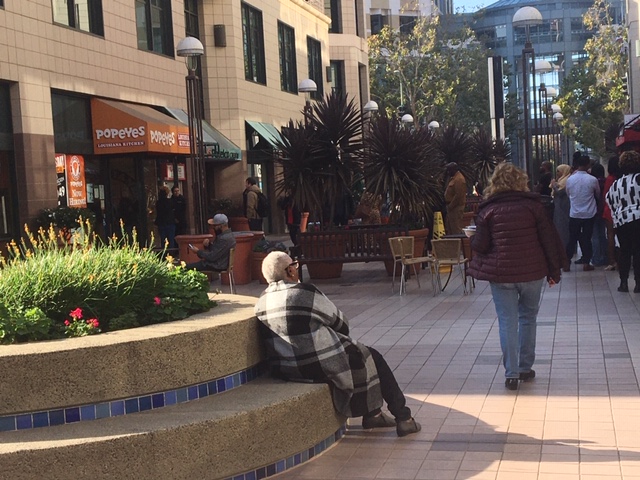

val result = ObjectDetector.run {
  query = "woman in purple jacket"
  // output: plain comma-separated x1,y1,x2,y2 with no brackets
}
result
467,163,565,391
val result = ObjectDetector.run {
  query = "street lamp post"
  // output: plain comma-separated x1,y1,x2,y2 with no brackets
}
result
401,114,414,129
176,36,206,234
513,6,542,187
363,100,378,163
298,79,318,127
552,105,563,164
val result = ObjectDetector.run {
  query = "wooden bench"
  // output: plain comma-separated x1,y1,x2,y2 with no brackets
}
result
295,226,409,280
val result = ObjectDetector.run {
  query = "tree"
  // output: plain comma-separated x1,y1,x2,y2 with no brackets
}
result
368,15,491,129
555,0,628,157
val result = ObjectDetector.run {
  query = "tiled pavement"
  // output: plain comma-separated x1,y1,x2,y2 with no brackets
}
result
230,249,640,480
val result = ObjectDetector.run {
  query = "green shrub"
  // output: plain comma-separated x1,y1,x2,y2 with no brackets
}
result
0,224,216,344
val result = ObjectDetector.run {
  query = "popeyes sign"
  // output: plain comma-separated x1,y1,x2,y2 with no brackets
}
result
55,154,87,208
91,98,190,155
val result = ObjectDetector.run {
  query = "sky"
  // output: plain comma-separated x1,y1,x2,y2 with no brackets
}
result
453,0,486,13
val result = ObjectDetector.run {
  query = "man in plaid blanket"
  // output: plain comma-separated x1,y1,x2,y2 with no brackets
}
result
254,251,421,437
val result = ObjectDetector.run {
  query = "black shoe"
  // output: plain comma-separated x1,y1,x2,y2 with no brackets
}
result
362,412,396,429
396,417,421,437
519,370,536,382
505,378,519,390
575,258,587,264
635,284,640,293
583,264,595,272
618,281,629,293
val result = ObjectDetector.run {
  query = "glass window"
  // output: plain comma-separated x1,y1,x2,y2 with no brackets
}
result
52,0,104,36
278,22,297,93
51,91,93,155
307,37,323,100
135,0,174,56
325,0,342,34
242,3,266,84
399,16,416,35
184,0,198,38
370,14,388,35
330,60,344,96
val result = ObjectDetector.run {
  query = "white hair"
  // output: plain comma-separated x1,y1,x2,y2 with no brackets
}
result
262,251,292,283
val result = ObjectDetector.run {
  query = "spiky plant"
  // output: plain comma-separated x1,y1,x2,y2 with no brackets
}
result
469,129,510,192
363,114,442,226
275,91,364,227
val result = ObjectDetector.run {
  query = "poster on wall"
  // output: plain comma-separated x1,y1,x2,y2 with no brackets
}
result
55,154,87,208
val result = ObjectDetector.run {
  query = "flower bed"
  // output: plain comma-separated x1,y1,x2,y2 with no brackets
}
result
0,224,215,344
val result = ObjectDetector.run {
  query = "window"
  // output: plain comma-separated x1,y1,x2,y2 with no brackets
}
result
52,0,104,36
278,22,297,93
399,16,416,35
242,3,266,84
325,0,342,34
330,60,345,96
307,38,324,100
135,0,174,56
184,0,199,38
370,14,388,35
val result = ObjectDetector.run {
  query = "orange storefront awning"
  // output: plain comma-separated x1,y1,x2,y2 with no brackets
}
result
91,98,191,155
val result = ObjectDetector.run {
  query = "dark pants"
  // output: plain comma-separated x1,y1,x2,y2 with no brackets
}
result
566,216,595,263
158,224,176,249
288,224,300,245
249,218,263,231
185,260,223,272
365,347,411,421
616,219,640,284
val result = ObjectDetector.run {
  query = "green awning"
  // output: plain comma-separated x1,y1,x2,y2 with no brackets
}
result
246,120,282,148
165,108,241,162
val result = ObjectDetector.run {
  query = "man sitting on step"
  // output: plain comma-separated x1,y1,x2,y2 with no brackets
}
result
254,251,421,437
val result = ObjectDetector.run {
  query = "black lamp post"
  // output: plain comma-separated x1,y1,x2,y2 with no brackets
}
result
513,6,542,186
298,79,318,127
176,36,206,234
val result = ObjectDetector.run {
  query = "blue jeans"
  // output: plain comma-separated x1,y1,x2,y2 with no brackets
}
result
591,217,608,266
490,279,544,379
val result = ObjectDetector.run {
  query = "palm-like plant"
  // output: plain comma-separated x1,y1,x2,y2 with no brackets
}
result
363,114,442,226
469,129,510,192
275,91,364,227
433,124,474,183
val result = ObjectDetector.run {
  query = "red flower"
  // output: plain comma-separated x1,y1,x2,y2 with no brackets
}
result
64,320,70,326
154,297,162,306
89,318,99,328
69,308,83,320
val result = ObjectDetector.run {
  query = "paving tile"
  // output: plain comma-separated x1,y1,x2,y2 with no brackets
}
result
238,258,640,479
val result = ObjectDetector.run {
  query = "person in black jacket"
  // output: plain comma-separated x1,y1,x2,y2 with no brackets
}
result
171,186,187,236
154,186,176,249
468,163,566,391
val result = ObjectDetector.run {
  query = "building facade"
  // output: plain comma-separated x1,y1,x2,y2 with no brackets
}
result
0,0,369,245
365,0,438,36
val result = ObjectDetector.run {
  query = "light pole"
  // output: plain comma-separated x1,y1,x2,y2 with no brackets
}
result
298,79,317,127
177,36,206,234
513,6,542,187
552,106,563,164
363,100,378,163
401,114,414,129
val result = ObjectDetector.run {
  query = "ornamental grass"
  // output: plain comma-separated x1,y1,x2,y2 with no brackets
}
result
0,220,216,344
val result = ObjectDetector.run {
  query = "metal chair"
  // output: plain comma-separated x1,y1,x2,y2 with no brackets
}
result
220,247,236,294
430,239,470,294
388,236,437,295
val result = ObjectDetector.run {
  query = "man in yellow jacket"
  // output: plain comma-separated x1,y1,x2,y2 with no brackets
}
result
444,162,467,235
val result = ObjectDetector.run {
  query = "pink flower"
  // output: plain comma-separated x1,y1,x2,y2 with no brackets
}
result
90,319,99,328
69,308,83,320
154,297,162,306
64,320,70,326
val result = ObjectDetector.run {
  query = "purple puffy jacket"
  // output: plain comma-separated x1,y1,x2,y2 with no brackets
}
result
467,191,565,284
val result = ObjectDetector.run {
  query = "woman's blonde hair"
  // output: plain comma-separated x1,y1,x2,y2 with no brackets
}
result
484,162,529,199
555,164,571,190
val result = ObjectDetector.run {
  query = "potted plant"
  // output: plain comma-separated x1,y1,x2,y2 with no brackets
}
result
363,114,442,273
274,91,364,279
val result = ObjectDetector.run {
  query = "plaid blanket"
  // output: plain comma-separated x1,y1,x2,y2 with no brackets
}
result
255,281,383,417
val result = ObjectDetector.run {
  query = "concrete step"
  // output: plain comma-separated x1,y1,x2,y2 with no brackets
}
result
0,377,345,480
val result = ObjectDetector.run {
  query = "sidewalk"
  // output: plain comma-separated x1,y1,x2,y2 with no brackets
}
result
229,247,640,480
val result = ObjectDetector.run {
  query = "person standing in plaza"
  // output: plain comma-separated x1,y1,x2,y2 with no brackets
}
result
171,186,187,236
467,163,565,391
444,162,467,234
243,177,263,231
255,251,421,437
605,150,640,293
589,163,607,267
551,164,572,264
279,194,301,245
154,186,176,249
565,155,600,270
602,156,620,271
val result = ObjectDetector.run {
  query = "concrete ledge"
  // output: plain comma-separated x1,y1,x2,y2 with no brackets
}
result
0,378,346,480
0,294,263,415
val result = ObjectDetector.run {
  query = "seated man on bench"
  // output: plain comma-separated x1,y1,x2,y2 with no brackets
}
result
254,251,421,437
187,213,236,273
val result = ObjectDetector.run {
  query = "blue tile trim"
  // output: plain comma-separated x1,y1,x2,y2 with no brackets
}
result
0,362,266,433
223,425,346,480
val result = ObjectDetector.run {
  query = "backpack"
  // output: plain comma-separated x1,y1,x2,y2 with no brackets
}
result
256,191,270,218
